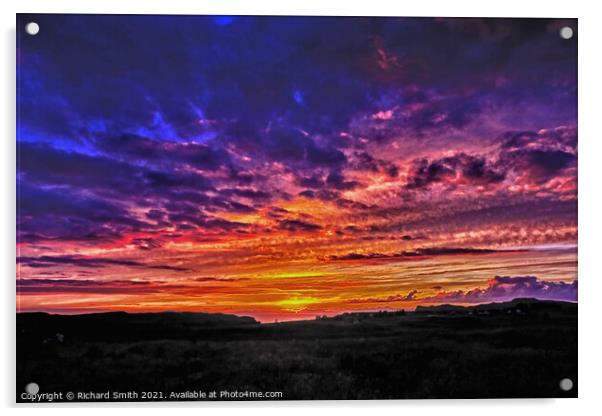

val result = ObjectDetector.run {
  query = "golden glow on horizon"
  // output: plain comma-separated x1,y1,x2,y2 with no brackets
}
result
17,246,577,322
275,296,321,312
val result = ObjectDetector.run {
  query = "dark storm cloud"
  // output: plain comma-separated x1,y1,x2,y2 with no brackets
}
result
521,150,574,178
18,142,144,194
17,15,576,147
17,183,146,243
17,15,379,144
17,255,188,272
501,127,577,151
497,127,577,183
219,188,271,200
417,247,516,256
18,143,253,222
278,219,322,232
401,95,485,133
145,209,166,221
17,142,219,213
18,15,576,149
252,127,347,170
406,153,506,190
335,198,374,210
16,15,577,245
329,247,517,261
296,174,325,189
296,169,361,193
352,151,399,177
17,278,159,294
349,93,489,145
500,131,539,149
193,277,249,283
405,126,577,191
326,170,360,191
96,134,233,171
164,202,249,231
405,158,456,189
297,189,340,201
17,142,264,240
16,278,207,294
143,170,215,192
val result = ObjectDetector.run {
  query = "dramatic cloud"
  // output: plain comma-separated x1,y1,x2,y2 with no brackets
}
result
349,276,577,305
278,219,323,232
16,15,577,319
406,153,504,190
427,276,578,303
498,128,577,184
330,247,519,261
17,278,158,294
17,255,189,272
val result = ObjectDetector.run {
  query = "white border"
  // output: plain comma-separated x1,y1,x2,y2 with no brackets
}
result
2,1,601,415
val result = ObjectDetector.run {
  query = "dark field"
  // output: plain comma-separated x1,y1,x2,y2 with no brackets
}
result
16,298,577,402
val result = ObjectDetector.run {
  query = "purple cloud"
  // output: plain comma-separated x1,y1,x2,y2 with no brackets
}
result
347,276,577,305
428,276,577,303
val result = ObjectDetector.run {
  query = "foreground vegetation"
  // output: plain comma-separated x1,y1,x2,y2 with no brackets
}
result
17,298,577,401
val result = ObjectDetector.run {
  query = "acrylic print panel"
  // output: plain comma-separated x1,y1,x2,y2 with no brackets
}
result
16,14,577,402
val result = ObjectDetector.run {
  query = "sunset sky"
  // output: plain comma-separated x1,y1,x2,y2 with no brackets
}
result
17,15,577,321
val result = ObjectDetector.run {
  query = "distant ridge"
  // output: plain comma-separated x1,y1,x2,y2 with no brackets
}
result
18,310,257,322
17,310,259,343
18,298,577,322
414,298,577,314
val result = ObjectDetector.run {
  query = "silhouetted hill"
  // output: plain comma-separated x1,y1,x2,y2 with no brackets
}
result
17,310,258,343
415,298,577,314
17,298,576,343
17,298,577,400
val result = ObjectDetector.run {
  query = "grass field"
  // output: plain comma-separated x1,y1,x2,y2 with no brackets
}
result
16,298,577,401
